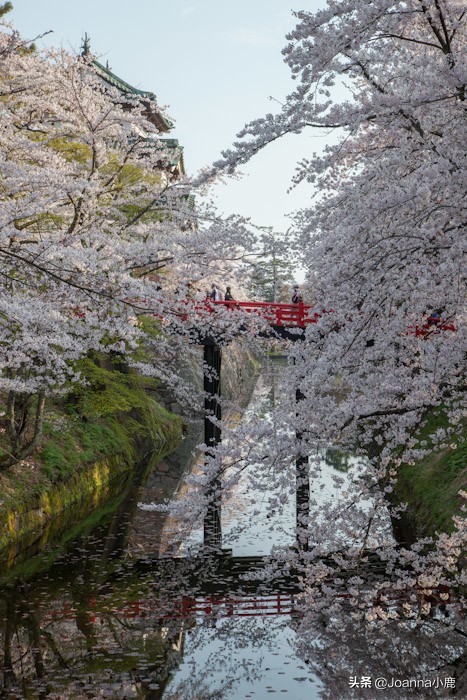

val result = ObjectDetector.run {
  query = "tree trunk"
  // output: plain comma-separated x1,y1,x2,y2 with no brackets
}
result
0,389,46,469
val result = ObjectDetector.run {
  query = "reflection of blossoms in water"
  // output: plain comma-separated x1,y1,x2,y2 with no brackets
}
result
165,624,266,699
293,605,467,699
1,360,465,698
165,680,229,700
165,614,319,699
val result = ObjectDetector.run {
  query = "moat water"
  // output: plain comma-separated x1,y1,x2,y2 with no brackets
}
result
0,362,464,698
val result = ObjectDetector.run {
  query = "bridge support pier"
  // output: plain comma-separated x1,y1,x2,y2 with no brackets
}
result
295,388,310,551
203,343,222,552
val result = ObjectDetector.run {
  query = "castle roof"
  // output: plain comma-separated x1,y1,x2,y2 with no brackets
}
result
81,34,174,133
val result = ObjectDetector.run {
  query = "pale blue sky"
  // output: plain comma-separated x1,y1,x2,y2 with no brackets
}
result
11,1,332,233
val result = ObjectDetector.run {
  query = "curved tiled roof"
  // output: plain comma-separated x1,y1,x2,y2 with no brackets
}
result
92,59,174,132
81,35,173,132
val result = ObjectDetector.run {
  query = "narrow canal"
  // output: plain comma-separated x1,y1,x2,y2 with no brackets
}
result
0,361,464,698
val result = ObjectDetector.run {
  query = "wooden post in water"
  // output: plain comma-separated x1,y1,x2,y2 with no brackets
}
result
203,342,222,551
295,381,310,551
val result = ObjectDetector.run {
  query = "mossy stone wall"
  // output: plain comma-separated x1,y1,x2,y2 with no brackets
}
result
0,355,183,559
391,439,466,543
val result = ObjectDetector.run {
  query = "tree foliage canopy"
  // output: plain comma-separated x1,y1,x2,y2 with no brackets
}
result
0,16,253,466
190,0,467,624
217,0,466,462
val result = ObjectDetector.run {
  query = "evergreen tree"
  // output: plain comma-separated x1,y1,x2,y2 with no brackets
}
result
247,227,295,302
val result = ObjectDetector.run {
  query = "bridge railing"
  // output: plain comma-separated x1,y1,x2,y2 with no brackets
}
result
207,300,319,328
165,299,457,335
410,321,457,336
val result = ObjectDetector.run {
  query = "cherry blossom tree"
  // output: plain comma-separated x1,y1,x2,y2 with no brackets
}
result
217,0,466,445
188,0,467,614
0,15,253,468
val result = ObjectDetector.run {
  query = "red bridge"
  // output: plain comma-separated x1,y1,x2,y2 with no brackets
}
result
171,300,455,336
209,300,318,328
169,300,317,330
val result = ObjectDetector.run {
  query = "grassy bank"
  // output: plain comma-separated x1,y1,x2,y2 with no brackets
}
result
0,356,182,553
392,412,466,540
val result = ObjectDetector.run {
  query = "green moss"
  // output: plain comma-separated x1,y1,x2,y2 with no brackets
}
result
0,485,129,583
0,355,182,553
34,356,180,485
394,413,466,538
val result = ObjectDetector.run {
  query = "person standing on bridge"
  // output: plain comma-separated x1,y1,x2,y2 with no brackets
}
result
210,283,220,301
224,286,235,301
292,285,303,303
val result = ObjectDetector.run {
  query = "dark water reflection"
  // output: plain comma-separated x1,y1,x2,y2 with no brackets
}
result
0,517,321,698
0,365,465,699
